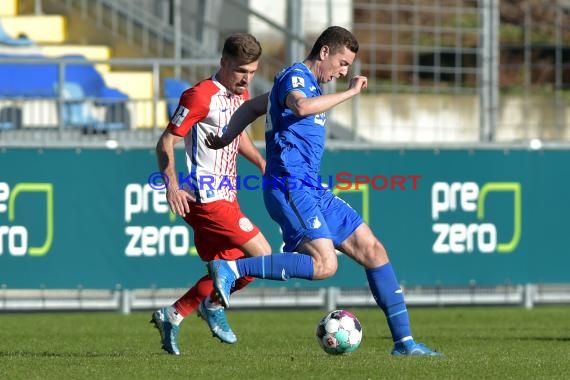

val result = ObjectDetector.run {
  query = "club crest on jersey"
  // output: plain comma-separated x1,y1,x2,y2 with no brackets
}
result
307,216,322,229
172,105,189,127
239,217,254,232
291,76,305,88
314,112,326,126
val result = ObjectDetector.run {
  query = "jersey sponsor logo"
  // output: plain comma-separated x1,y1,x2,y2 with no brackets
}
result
238,217,254,232
172,105,189,127
292,76,305,88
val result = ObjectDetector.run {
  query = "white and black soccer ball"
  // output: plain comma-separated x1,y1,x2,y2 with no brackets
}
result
315,309,363,355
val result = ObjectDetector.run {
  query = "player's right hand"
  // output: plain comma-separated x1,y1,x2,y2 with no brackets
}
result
205,132,230,150
348,75,368,93
166,187,195,216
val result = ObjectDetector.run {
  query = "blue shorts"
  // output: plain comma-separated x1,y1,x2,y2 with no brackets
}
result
263,176,363,252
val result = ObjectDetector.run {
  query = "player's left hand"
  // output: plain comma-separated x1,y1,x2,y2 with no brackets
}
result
167,187,195,217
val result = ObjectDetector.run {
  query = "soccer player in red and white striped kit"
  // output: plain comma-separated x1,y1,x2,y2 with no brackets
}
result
151,33,271,355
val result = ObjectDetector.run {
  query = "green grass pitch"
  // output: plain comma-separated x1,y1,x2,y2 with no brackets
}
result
1,306,569,379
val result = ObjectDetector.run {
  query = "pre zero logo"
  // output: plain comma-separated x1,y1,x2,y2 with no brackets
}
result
431,182,521,254
124,183,196,257
0,182,54,256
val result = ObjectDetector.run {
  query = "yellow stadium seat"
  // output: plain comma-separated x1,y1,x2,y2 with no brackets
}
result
102,72,153,100
41,45,112,72
0,0,17,16
1,15,66,43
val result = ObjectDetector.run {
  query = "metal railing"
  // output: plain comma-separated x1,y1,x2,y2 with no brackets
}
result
1,284,569,314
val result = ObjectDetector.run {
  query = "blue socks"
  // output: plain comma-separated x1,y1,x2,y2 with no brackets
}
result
231,256,410,342
366,263,412,342
235,253,314,281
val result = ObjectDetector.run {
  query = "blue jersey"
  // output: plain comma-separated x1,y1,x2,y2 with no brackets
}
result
265,63,326,184
263,63,363,251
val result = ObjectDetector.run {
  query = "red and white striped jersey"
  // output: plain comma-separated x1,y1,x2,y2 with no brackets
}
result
167,75,248,203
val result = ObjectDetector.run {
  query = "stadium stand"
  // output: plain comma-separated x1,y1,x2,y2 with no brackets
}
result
0,53,129,131
0,54,127,99
0,1,160,131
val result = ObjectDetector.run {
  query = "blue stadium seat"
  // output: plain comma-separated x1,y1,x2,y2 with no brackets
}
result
0,54,129,100
0,54,130,130
164,77,191,118
57,82,125,132
0,106,21,130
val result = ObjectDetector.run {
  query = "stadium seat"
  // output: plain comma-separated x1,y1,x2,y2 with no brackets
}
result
0,106,21,129
0,20,33,46
164,78,191,118
0,54,129,99
57,82,125,133
0,53,130,129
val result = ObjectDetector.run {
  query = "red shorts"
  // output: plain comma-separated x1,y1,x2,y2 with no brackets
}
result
183,200,260,261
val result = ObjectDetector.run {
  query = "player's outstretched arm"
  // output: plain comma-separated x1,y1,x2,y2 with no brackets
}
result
286,75,368,117
206,92,269,149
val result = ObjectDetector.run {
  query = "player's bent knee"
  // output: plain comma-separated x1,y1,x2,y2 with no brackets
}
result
322,265,338,278
313,258,338,279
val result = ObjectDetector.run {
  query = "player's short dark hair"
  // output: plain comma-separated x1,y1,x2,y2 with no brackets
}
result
307,26,359,60
222,33,262,64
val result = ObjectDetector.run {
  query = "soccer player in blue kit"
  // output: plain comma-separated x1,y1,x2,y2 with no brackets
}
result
206,26,441,356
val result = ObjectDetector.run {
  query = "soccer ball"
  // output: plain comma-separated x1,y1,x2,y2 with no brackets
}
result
315,309,363,355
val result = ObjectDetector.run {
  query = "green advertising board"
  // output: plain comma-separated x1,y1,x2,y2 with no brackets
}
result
0,148,568,289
